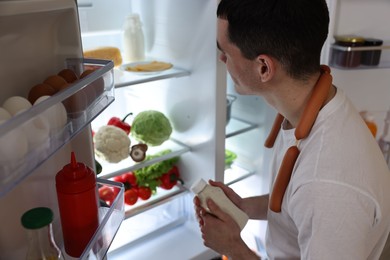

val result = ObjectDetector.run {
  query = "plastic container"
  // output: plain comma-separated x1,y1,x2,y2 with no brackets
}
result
55,152,99,258
361,38,383,66
190,179,248,230
331,35,365,67
122,13,145,62
21,207,64,260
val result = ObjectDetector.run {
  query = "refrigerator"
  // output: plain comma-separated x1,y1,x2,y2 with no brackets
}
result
0,0,389,259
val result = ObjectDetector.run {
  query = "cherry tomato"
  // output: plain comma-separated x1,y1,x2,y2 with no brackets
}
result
138,186,152,200
124,189,138,205
99,186,115,205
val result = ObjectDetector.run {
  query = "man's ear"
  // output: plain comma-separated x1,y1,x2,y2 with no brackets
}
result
256,55,274,82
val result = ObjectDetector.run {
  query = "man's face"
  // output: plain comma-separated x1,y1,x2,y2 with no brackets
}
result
217,19,261,95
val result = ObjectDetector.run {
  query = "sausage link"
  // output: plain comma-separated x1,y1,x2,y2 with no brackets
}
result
264,113,284,148
295,70,332,140
269,145,300,213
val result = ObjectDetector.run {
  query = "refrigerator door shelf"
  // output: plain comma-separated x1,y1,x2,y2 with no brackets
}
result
79,178,125,260
0,59,114,197
114,66,190,89
328,43,390,70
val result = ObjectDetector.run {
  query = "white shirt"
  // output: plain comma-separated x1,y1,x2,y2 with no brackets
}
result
266,88,390,260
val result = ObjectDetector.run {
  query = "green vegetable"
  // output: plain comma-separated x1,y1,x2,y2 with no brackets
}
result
225,149,237,168
134,150,179,192
131,110,172,146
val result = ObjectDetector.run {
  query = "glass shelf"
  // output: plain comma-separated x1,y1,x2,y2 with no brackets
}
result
0,58,115,197
226,117,259,138
224,164,255,186
124,184,188,218
329,43,390,70
79,178,125,260
113,66,190,89
96,138,190,179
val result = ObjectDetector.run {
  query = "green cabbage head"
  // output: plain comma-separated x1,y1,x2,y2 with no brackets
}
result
131,110,172,146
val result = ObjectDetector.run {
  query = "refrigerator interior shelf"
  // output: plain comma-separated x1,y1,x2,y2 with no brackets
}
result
124,184,188,219
114,66,191,89
80,178,125,260
96,138,190,179
329,43,390,70
224,163,255,186
226,117,260,138
0,59,115,197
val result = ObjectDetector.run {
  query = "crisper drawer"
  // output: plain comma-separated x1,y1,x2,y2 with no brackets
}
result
108,189,191,254
0,58,114,197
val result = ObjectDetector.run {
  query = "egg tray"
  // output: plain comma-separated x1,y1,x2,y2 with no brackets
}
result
0,58,115,197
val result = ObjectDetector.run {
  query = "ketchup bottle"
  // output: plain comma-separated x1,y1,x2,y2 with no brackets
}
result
56,152,99,257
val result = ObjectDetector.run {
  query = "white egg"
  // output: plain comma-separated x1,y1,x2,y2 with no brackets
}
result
21,114,50,149
0,120,28,163
34,95,68,131
3,96,32,116
0,108,11,121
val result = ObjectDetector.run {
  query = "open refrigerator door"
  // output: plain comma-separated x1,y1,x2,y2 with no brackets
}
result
323,0,390,147
0,0,124,259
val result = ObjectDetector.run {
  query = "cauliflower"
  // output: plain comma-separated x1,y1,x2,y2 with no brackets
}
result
131,110,172,146
94,125,131,163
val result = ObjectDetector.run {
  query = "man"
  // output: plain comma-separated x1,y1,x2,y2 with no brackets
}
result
194,0,390,259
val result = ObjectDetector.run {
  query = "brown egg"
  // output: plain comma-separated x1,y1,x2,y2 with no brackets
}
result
28,83,57,104
44,75,68,92
80,69,105,104
57,84,88,118
58,69,78,83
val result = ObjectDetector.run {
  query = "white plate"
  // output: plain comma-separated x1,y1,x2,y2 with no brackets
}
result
119,61,173,75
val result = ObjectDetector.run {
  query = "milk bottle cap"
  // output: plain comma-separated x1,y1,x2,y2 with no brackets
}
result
190,179,207,194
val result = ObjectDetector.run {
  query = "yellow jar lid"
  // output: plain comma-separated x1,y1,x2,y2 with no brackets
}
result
334,35,365,43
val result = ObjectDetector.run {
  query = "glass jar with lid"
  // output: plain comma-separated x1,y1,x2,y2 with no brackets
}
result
331,35,365,68
361,38,383,66
21,207,64,260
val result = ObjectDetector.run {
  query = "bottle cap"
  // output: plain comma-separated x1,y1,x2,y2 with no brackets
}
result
190,179,207,194
55,152,96,194
21,207,53,229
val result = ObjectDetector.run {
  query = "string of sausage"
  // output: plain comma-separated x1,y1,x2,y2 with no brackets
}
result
267,65,332,212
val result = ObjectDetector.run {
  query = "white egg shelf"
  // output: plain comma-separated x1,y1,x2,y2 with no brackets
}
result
0,58,115,197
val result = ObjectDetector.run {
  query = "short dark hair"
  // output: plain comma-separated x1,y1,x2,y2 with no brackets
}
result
217,0,329,80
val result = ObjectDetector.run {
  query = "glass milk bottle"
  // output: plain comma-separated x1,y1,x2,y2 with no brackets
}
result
191,179,249,230
122,13,145,62
21,207,64,260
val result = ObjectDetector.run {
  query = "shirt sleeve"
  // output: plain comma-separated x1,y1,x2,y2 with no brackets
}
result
289,181,378,260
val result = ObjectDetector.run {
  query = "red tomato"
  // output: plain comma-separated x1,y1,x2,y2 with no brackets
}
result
113,172,138,190
138,186,152,200
159,166,181,190
99,186,115,205
124,189,138,205
123,172,137,187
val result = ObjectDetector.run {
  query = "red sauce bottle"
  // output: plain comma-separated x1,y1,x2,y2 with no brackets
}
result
56,152,99,257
